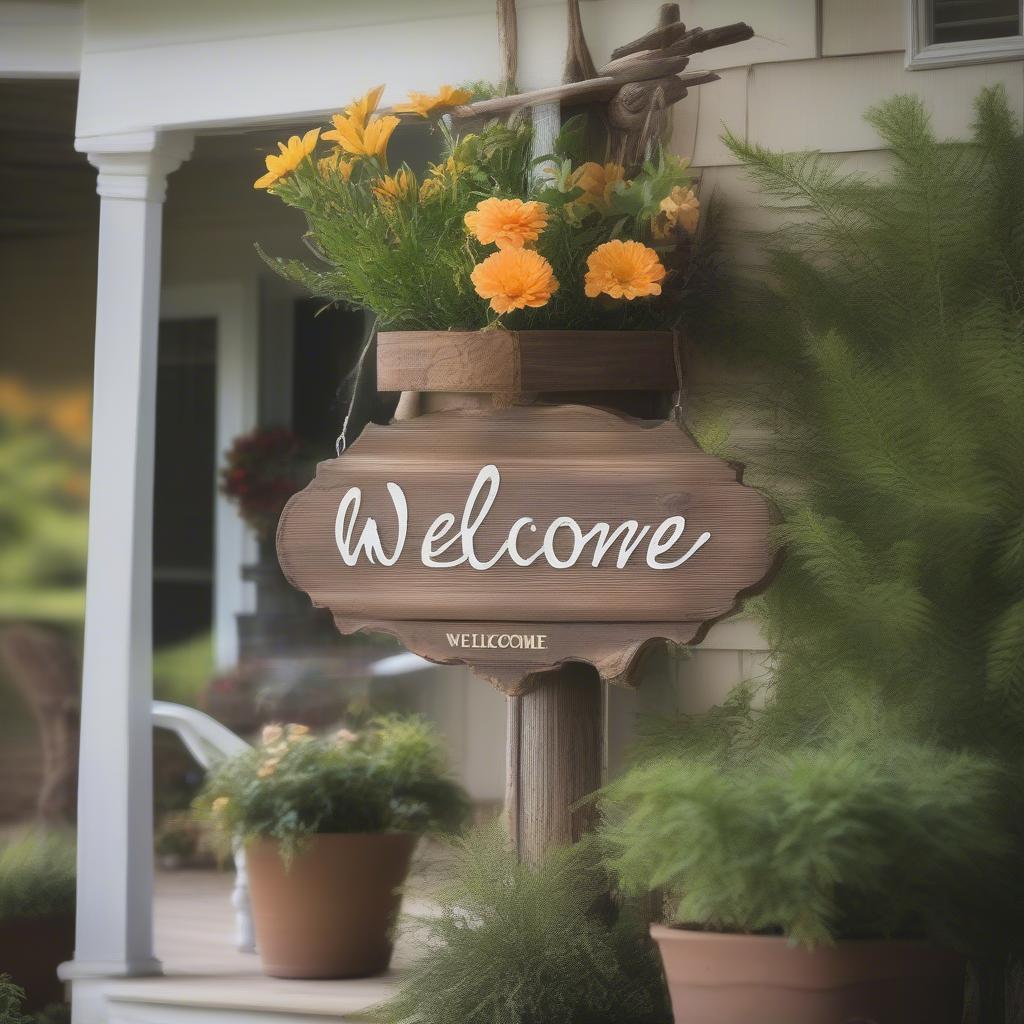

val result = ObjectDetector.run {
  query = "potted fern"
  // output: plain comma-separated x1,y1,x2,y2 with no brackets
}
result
373,825,673,1024
601,88,1024,1024
196,715,467,979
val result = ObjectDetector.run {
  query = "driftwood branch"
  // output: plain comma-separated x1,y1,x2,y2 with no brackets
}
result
601,52,690,84
600,22,753,77
433,5,749,173
681,22,755,55
563,0,598,84
447,78,619,121
446,68,718,123
609,4,688,60
497,0,518,94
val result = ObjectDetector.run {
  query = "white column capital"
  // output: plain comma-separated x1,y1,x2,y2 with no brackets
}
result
76,130,194,201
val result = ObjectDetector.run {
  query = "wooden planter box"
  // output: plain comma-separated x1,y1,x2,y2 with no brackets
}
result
377,330,677,394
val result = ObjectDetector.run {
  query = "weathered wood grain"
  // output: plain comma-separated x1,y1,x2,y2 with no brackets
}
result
609,8,689,61
276,404,774,694
377,330,677,394
507,664,602,865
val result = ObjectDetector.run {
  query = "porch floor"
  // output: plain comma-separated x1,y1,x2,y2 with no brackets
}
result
104,869,411,1020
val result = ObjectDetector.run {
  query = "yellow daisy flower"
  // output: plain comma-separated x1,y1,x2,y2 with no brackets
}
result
584,240,666,300
318,151,354,180
373,168,416,202
345,84,385,127
471,248,559,314
432,155,470,179
324,112,400,159
394,84,473,118
419,176,442,201
569,161,627,211
253,128,320,190
464,197,549,250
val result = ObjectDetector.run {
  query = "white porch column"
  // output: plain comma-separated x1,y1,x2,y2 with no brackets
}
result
60,130,192,1020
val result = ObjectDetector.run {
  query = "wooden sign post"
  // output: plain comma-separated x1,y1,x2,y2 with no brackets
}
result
278,332,774,861
278,3,763,863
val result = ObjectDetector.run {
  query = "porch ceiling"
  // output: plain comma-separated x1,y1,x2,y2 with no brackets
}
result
0,79,96,237
0,78,396,240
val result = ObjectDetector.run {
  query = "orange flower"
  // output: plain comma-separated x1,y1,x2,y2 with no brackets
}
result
253,128,320,189
373,168,415,202
324,112,400,159
653,185,700,239
318,151,354,180
0,377,36,420
584,240,666,300
394,84,473,118
48,391,91,441
345,85,386,127
464,197,549,250
471,248,559,314
570,161,626,211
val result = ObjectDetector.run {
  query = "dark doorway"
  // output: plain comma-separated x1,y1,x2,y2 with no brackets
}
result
153,317,216,648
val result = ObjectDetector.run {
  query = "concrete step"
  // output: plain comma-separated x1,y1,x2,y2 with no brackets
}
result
103,970,400,1024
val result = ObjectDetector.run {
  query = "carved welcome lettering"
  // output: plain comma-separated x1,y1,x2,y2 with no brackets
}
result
335,465,711,572
277,406,775,694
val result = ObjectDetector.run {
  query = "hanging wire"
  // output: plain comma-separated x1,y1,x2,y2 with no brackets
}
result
336,316,378,456
671,328,686,426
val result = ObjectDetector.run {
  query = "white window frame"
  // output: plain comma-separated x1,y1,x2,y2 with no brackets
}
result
907,0,1024,68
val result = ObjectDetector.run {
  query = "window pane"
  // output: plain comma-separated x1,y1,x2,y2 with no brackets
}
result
930,0,1021,44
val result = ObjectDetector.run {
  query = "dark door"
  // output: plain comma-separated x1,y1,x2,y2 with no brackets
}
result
153,317,216,649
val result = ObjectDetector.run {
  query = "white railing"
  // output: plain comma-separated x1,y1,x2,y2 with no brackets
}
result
152,700,256,953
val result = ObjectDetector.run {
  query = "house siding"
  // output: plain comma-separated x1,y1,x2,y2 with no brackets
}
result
10,0,1021,772
634,2,1024,740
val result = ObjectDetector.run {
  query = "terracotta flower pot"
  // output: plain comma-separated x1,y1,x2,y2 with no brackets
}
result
246,832,416,979
0,913,74,1010
651,924,964,1024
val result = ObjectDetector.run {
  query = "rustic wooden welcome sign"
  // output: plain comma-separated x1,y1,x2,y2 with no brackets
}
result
277,403,773,694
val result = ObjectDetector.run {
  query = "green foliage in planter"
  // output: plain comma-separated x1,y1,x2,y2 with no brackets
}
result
373,824,671,1024
602,88,1024,957
259,113,713,332
0,975,32,1024
601,691,1010,948
195,715,468,857
0,831,76,922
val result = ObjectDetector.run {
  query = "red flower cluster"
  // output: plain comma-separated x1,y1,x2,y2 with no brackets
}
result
220,427,307,540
